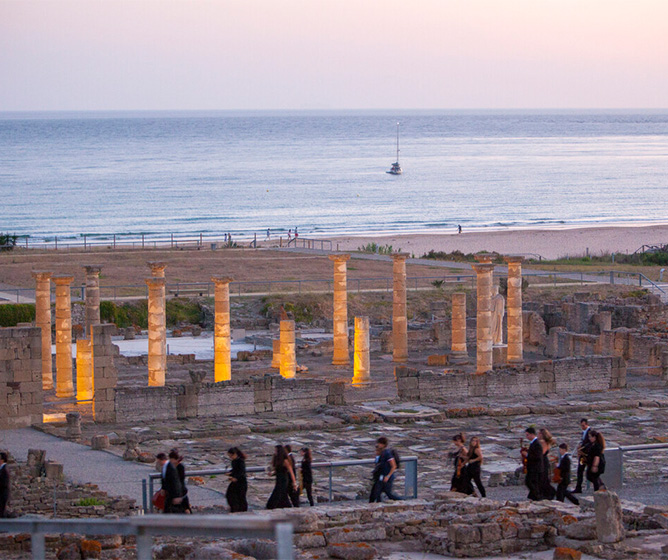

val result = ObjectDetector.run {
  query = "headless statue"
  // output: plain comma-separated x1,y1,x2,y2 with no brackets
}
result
491,285,505,346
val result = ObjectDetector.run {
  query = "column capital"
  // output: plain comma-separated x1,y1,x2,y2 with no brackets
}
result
475,253,498,264
503,255,524,264
31,270,52,281
328,253,351,262
83,265,103,275
391,252,410,262
471,263,495,274
52,275,74,285
145,277,166,287
211,276,234,285
147,261,167,276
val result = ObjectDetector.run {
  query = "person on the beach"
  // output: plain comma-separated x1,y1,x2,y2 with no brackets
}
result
458,224,462,234
287,229,292,240
266,228,270,240
295,226,298,238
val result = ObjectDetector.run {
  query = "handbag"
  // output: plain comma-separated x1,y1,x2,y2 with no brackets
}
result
152,490,166,511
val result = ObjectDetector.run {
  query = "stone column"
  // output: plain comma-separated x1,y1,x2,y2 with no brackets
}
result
147,261,167,278
32,271,53,390
146,277,166,387
504,256,524,364
471,263,495,374
352,316,370,385
329,254,351,366
83,265,102,336
392,253,409,363
53,275,75,398
76,339,93,401
451,292,468,361
280,319,296,379
212,277,233,382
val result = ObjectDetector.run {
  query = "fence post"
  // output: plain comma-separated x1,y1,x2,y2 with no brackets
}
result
404,458,418,499
142,479,148,512
148,477,154,513
639,274,642,287
55,236,58,250
84,235,87,251
274,522,295,560
31,533,46,560
136,527,152,560
113,234,116,249
610,271,614,285
200,233,203,247
142,234,145,249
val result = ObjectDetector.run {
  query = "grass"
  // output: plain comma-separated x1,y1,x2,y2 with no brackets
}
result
77,497,106,507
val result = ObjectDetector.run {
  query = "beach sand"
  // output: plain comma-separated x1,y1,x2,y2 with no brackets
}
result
329,224,668,260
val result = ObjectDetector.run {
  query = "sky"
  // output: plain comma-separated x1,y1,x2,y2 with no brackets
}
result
1,0,667,111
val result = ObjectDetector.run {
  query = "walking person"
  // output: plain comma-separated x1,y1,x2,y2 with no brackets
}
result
156,452,183,513
466,436,486,497
171,449,191,514
574,418,592,493
458,224,462,234
287,229,292,241
0,452,9,518
555,443,580,505
301,447,315,507
226,447,248,512
524,427,543,501
586,430,607,491
266,228,271,240
369,437,402,502
266,445,296,510
285,445,300,507
539,428,556,500
450,433,473,495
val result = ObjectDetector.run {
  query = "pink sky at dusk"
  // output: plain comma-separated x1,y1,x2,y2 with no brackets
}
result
1,0,667,111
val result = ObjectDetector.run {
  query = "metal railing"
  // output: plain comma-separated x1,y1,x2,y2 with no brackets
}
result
286,237,333,251
600,443,668,490
143,456,419,513
0,515,294,560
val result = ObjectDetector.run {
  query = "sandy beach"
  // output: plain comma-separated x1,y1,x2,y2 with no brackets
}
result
328,224,668,260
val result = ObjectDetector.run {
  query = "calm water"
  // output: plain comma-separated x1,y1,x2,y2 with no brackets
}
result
1,110,667,241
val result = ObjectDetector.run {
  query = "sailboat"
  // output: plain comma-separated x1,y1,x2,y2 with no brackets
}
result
386,122,402,175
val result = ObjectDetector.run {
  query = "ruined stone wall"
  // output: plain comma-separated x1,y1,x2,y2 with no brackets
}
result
92,324,119,423
396,355,625,402
0,327,43,429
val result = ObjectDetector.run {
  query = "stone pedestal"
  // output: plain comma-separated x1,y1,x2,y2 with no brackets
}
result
392,254,409,363
147,261,167,278
450,292,468,362
594,490,625,543
53,275,75,398
65,411,82,442
353,316,370,385
83,265,102,336
329,254,351,366
280,320,296,379
212,277,233,382
76,339,93,401
32,271,53,390
271,339,281,369
146,277,166,387
504,256,524,363
472,263,495,374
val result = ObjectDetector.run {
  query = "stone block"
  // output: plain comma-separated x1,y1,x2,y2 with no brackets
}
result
594,490,625,543
553,547,582,560
91,435,110,450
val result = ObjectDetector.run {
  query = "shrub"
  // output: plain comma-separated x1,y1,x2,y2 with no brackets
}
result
76,497,106,507
0,233,17,252
0,303,36,327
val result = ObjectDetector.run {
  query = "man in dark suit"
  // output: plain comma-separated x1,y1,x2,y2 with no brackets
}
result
574,418,591,493
525,427,543,501
555,443,579,505
0,452,9,518
156,452,182,513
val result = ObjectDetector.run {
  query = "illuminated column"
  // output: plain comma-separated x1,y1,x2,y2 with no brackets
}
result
32,271,53,390
271,339,281,369
212,277,233,382
352,316,370,385
146,277,167,387
53,275,75,398
147,261,167,278
392,253,409,363
329,254,351,366
280,319,296,379
451,292,468,360
504,256,524,364
83,265,102,336
472,262,495,374
76,339,93,401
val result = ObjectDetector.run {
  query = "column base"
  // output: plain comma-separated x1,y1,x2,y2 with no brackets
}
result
507,358,524,366
392,355,408,364
56,389,75,399
449,351,470,365
352,379,371,387
332,358,350,366
42,381,54,391
493,345,508,365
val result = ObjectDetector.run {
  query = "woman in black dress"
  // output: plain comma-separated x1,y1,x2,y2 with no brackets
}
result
301,447,314,506
170,449,191,514
466,436,486,498
226,447,248,512
586,430,607,491
266,445,296,510
538,429,556,500
450,433,473,495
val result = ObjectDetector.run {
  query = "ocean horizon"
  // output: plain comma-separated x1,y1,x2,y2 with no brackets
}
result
2,109,667,241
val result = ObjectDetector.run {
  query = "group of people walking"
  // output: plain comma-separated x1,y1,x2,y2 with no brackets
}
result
155,449,192,514
449,434,486,497
266,444,313,509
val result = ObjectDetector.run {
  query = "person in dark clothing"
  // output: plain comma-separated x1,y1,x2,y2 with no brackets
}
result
300,448,314,507
170,449,191,514
285,445,300,507
586,430,607,491
450,433,474,495
226,447,248,512
524,428,544,501
555,443,580,505
156,452,183,513
538,428,556,500
369,437,402,502
266,445,296,510
574,418,592,493
466,436,486,497
0,452,9,518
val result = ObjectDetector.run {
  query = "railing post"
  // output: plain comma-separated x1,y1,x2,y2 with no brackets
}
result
610,271,614,285
148,477,154,513
328,465,333,502
31,532,46,560
136,527,152,560
113,234,116,249
83,234,87,251
404,458,418,499
55,236,58,250
639,274,642,287
274,522,295,560
142,234,145,249
142,479,148,512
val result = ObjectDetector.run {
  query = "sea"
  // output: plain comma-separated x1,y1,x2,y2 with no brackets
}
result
1,110,667,243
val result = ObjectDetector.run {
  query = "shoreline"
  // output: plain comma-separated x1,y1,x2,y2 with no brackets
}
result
327,224,668,260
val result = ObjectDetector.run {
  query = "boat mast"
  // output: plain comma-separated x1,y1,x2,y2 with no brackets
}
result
396,122,400,164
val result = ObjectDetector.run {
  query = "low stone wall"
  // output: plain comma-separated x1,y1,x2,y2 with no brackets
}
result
0,327,43,429
92,324,119,423
113,374,341,423
396,355,626,402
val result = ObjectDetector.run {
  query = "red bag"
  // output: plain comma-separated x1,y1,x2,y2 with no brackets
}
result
152,490,165,511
